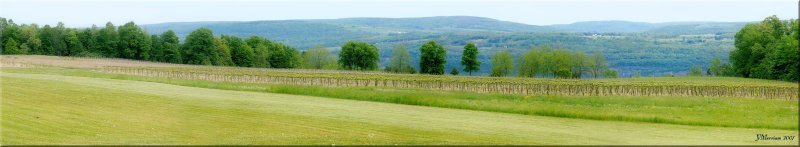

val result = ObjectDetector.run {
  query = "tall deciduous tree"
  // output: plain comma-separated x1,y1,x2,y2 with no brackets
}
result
19,24,41,55
160,30,181,63
118,22,150,60
3,39,20,54
183,27,216,65
246,36,271,68
386,45,415,73
419,41,447,75
338,41,379,70
570,51,588,78
518,47,544,78
588,52,608,78
707,56,722,76
550,50,573,78
461,42,480,75
213,37,234,66
224,35,254,67
63,29,83,56
78,26,98,56
1,19,21,54
268,42,301,68
51,22,67,56
96,22,119,57
730,15,798,81
149,34,163,61
37,24,54,55
490,50,513,77
301,46,338,69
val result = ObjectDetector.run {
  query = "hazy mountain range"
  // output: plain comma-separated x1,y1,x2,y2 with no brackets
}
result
143,16,747,37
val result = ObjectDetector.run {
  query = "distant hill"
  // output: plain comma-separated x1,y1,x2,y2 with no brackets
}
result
314,16,557,32
550,21,747,33
646,22,748,34
550,21,659,33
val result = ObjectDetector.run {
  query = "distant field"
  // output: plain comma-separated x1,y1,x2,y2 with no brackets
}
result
2,73,797,145
2,55,798,145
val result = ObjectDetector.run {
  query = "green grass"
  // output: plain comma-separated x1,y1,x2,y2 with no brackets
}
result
4,67,798,130
2,72,797,145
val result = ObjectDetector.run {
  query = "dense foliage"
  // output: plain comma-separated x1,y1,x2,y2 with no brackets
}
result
729,15,798,81
461,42,480,75
489,50,513,77
419,41,447,75
385,45,416,73
518,46,616,78
301,46,338,70
338,41,380,70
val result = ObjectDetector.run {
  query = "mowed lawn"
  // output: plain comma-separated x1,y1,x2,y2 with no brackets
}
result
2,73,798,145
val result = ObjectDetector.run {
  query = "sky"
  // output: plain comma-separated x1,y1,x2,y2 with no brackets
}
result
0,0,796,27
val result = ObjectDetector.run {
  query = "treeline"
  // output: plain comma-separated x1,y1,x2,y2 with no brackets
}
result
489,46,618,78
726,15,798,81
0,18,301,68
0,18,616,79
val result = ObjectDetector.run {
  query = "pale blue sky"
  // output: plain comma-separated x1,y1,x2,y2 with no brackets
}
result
0,0,796,27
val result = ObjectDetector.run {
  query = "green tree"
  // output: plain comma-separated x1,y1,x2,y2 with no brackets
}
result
419,41,447,74
550,50,573,78
386,45,415,73
19,24,41,54
338,41,380,70
3,39,20,54
1,19,21,54
490,50,513,77
118,22,150,60
689,65,704,76
730,15,797,81
246,36,271,68
223,35,254,67
450,67,459,75
570,51,588,78
518,47,544,78
603,69,619,78
183,28,216,65
50,22,67,56
63,29,83,56
160,30,181,63
78,26,98,56
37,25,54,55
461,42,480,75
212,38,234,66
588,52,608,78
149,34,163,61
268,42,301,68
707,56,722,76
301,46,338,69
96,22,119,57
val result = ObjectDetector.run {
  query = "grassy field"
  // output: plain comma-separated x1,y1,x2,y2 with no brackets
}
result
5,67,798,130
2,73,798,145
1,55,799,145
4,55,797,99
